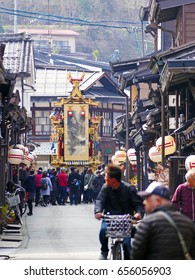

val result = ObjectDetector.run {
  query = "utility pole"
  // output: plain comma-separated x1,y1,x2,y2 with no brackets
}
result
14,0,17,33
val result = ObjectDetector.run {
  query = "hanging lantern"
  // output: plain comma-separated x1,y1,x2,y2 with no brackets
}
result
127,148,136,162
68,111,73,117
111,155,120,166
81,111,85,117
8,148,23,165
185,155,195,170
115,150,126,163
149,146,162,163
15,144,25,152
156,135,176,156
22,153,34,166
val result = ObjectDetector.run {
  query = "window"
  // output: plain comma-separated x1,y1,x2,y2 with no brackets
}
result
34,110,52,135
102,112,112,136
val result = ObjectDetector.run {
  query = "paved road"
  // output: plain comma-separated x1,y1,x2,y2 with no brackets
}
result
10,203,101,260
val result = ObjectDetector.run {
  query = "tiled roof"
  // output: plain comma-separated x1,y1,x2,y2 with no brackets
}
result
19,29,79,36
0,32,34,77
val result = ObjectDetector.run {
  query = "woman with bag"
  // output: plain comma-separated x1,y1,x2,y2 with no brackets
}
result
84,168,95,203
24,170,36,216
40,171,52,207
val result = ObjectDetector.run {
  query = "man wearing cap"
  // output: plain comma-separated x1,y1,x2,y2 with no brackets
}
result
131,181,195,260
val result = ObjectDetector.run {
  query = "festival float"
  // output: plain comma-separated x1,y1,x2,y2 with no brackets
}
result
49,73,102,169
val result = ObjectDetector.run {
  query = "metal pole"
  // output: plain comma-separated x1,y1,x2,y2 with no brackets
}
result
125,93,130,182
14,0,17,33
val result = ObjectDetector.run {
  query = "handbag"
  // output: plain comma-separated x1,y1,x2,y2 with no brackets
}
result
84,175,93,191
157,211,192,260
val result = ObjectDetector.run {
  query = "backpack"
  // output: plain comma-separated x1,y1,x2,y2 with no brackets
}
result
41,179,48,190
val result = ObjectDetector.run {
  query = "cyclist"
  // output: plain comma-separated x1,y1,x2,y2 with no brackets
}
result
94,164,144,260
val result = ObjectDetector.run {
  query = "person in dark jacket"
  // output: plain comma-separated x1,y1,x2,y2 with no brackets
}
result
92,170,104,202
24,170,36,216
171,169,195,222
50,170,59,205
94,164,144,260
131,181,195,260
68,167,81,205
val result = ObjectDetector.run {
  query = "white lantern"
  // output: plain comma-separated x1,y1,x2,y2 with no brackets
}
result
156,135,176,155
111,155,120,166
22,153,34,166
185,155,195,170
149,146,162,163
8,148,23,165
15,144,25,152
127,148,136,162
115,150,126,163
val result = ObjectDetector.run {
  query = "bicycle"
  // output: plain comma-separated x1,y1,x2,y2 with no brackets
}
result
103,214,132,260
6,191,23,225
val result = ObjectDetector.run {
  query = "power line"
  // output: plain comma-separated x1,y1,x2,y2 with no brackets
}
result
0,6,145,31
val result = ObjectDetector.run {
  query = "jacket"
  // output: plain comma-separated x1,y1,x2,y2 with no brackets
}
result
58,172,68,187
131,204,195,260
24,175,36,193
40,177,52,196
171,183,195,222
94,181,144,216
35,172,43,188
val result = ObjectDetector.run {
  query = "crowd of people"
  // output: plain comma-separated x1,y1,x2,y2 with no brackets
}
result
18,163,106,216
8,162,195,260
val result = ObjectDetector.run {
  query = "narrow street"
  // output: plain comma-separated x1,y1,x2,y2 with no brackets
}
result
6,203,100,260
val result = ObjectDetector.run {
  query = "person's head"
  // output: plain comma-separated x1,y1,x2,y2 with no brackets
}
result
6,181,16,193
96,170,101,176
138,181,171,213
37,167,43,174
29,170,35,176
70,167,75,172
185,169,195,188
61,167,66,173
105,164,121,189
42,171,47,178
87,168,93,174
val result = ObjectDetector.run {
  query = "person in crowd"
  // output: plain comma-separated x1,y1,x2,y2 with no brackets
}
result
58,167,68,205
94,164,144,260
35,167,43,206
171,169,195,222
50,170,59,205
84,168,95,203
24,169,36,216
40,171,52,207
92,170,104,202
131,181,195,260
68,166,81,205
80,166,88,203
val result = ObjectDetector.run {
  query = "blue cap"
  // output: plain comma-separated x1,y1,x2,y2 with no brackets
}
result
138,181,171,200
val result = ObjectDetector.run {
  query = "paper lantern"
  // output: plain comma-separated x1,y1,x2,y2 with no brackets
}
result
8,148,23,165
115,150,126,163
68,111,73,117
22,153,34,166
156,135,176,155
185,155,195,170
81,111,85,117
127,148,136,162
149,146,162,163
111,155,120,166
15,144,25,152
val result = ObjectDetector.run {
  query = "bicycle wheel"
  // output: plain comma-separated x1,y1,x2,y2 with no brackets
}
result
21,202,27,216
14,205,23,225
112,242,123,260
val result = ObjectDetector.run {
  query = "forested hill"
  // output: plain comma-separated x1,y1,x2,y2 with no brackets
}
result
0,0,153,61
